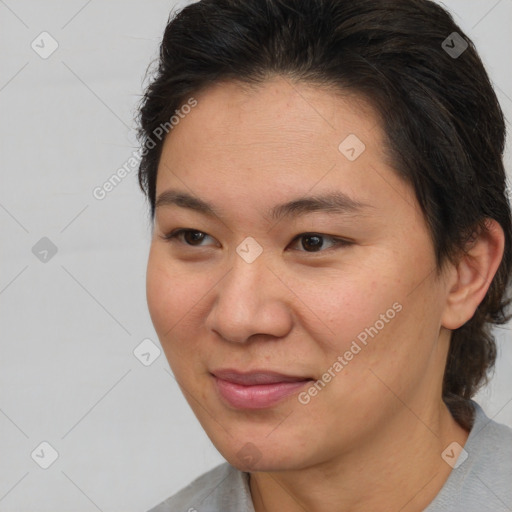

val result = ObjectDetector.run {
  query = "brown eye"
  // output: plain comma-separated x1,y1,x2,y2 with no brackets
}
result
182,230,206,245
163,229,216,247
301,234,323,252
289,233,351,253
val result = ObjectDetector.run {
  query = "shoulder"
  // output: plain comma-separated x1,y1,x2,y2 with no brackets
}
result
465,401,512,481
470,401,512,451
146,462,253,512
426,401,512,512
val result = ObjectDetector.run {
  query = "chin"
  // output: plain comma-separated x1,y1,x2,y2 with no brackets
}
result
227,452,297,473
211,433,309,473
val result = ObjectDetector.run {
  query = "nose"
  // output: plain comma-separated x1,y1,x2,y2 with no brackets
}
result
205,253,294,344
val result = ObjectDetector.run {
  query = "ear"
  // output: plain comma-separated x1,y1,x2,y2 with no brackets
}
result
441,219,505,330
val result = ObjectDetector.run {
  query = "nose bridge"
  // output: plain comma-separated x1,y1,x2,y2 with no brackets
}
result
230,255,260,295
222,250,272,316
206,248,292,343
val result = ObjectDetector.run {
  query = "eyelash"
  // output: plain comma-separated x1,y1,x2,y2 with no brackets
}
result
161,228,352,253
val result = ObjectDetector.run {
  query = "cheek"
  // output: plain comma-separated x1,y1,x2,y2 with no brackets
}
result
146,245,218,367
296,258,428,392
285,264,398,354
146,250,173,336
146,247,198,345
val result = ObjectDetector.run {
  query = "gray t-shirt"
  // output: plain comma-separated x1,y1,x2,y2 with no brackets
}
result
147,401,512,511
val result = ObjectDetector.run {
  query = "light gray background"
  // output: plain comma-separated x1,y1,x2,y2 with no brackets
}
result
1,1,511,511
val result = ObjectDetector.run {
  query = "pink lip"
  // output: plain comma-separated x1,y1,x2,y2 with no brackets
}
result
211,369,313,409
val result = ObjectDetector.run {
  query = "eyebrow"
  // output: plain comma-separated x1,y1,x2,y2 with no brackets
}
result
155,189,372,221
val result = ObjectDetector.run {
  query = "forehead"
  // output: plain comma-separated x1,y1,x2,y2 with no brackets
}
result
160,78,383,171
155,77,418,222
168,77,381,152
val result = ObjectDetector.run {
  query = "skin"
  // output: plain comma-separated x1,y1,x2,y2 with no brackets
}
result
146,76,504,512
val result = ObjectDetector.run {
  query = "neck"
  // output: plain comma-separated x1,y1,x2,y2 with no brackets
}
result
249,400,469,512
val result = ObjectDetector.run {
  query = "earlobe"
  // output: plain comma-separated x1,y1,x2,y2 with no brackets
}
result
441,219,505,330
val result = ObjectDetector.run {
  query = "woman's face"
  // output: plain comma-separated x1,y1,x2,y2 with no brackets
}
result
146,77,452,471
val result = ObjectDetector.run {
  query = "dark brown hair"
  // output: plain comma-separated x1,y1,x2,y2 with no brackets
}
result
137,0,512,429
